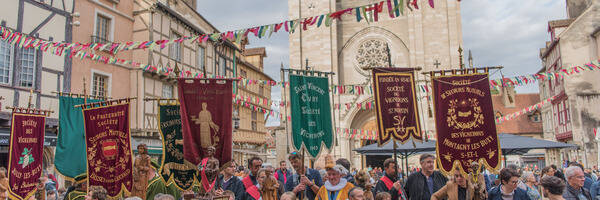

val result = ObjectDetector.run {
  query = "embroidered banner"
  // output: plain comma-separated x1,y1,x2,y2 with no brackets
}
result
157,103,197,190
8,113,46,200
178,79,233,165
55,96,102,180
83,103,133,198
432,73,501,176
289,74,333,158
372,68,422,145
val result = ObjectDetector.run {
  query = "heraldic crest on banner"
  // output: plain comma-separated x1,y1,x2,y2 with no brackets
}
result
81,99,135,198
431,69,502,178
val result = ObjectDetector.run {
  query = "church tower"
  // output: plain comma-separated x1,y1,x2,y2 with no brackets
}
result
287,0,463,167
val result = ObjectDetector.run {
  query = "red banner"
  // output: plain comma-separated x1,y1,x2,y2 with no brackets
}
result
432,73,501,176
178,79,233,165
8,113,46,200
373,68,422,145
82,103,133,198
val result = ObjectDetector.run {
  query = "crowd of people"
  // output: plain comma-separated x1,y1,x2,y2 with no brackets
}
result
3,153,600,200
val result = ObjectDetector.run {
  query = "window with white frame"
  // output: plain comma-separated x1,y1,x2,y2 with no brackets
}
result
197,46,205,71
0,40,12,84
169,32,182,61
19,47,36,88
162,84,173,98
92,73,109,97
95,14,111,43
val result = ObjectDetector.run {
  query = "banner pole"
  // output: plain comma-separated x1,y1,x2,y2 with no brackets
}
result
280,65,290,154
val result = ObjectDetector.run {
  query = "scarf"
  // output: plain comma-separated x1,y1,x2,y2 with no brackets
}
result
324,178,348,191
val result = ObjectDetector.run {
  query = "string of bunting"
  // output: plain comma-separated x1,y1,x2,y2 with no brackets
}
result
494,95,557,124
2,26,598,91
0,0,432,57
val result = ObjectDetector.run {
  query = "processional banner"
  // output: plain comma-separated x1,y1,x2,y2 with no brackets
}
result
157,103,196,190
55,96,102,180
289,74,333,158
82,103,133,198
372,68,422,145
178,78,233,166
8,113,46,200
432,73,500,176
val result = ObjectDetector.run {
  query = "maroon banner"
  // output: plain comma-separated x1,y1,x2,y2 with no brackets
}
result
178,79,233,165
432,73,501,176
373,68,422,145
8,113,46,200
82,103,133,198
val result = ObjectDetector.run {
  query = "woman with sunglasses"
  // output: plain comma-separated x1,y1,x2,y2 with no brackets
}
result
431,171,475,200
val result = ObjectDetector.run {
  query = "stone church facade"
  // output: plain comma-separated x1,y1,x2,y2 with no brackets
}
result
287,0,463,167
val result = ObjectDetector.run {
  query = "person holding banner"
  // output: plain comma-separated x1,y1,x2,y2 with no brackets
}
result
374,158,406,200
403,154,447,200
285,152,323,200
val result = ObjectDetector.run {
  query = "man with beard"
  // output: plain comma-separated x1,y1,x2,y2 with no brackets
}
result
404,154,448,200
219,161,244,200
284,152,323,200
316,165,355,200
241,157,262,200
374,158,406,200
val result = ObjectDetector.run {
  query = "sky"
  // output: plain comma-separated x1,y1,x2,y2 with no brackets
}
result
196,0,567,126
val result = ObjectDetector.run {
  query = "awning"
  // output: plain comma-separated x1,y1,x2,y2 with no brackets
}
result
354,133,578,156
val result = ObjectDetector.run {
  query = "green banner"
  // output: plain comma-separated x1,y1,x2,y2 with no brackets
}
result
289,74,333,158
158,103,197,191
55,96,102,180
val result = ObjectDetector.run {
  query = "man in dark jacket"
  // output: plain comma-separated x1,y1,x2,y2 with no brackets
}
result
488,168,531,200
563,166,592,200
374,158,406,200
219,161,245,200
404,154,448,200
274,160,292,186
284,152,323,200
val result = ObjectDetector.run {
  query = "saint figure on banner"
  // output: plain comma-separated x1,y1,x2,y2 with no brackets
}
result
132,144,152,199
191,102,220,151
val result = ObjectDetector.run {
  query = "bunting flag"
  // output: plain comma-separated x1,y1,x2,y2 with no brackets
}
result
495,95,556,124
0,0,435,57
178,79,233,166
8,112,46,200
373,68,422,145
157,102,197,191
289,74,333,158
432,73,501,177
82,103,134,198
55,96,102,180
